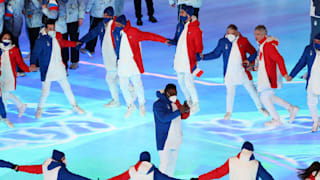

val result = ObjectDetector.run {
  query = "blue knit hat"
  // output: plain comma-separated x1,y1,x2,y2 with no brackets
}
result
104,6,114,16
116,15,127,26
139,151,151,162
241,141,254,151
181,5,194,17
52,150,65,161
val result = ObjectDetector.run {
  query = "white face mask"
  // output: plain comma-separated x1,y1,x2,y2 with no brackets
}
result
62,159,67,165
169,95,177,103
226,34,236,42
2,39,11,46
48,31,56,38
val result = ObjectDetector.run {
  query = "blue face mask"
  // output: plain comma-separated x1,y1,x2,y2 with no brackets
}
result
2,40,11,46
114,26,123,32
103,18,111,23
314,42,320,50
180,15,188,22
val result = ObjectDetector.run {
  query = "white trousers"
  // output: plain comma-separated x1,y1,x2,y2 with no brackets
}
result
2,91,23,110
106,70,119,102
259,89,291,121
119,74,145,106
177,72,199,104
159,148,179,177
38,77,76,108
226,81,262,113
307,91,320,123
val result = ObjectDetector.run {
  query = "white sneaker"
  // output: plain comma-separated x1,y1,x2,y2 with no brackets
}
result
190,103,200,115
224,112,232,120
264,119,282,127
104,99,120,108
259,108,269,117
35,107,43,119
18,104,27,118
72,105,85,114
312,122,318,132
125,104,137,118
139,105,146,117
288,106,299,123
3,118,14,128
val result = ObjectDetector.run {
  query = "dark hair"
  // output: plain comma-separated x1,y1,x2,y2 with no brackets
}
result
255,25,268,35
0,31,16,45
298,161,320,179
227,24,238,31
44,18,57,28
164,84,176,94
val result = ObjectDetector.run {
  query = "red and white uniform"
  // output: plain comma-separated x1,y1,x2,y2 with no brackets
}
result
117,20,166,107
257,36,287,92
0,43,29,110
257,36,293,122
174,16,203,107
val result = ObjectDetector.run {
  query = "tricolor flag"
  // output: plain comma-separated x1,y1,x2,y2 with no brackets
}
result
48,0,58,11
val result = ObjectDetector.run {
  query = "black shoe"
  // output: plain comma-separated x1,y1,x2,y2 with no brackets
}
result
137,18,143,26
149,16,158,23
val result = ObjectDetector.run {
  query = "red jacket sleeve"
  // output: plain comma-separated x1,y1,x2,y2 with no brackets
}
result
175,100,190,119
193,28,203,54
137,30,166,43
108,161,142,180
199,159,229,180
245,39,256,56
56,33,77,48
18,165,43,174
265,43,288,76
14,47,30,72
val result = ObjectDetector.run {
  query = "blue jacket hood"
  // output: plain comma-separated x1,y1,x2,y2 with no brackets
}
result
156,90,170,103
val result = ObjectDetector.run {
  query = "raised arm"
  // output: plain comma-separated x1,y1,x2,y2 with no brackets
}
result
199,159,229,180
289,46,308,78
79,22,103,44
18,165,43,174
202,39,224,61
137,30,167,43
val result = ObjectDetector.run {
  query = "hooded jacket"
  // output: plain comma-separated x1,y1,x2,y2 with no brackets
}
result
17,158,90,180
30,29,77,81
289,44,318,89
153,90,189,150
109,161,180,180
256,36,288,89
120,20,167,74
170,16,203,74
0,43,30,89
202,34,257,80
199,150,274,180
